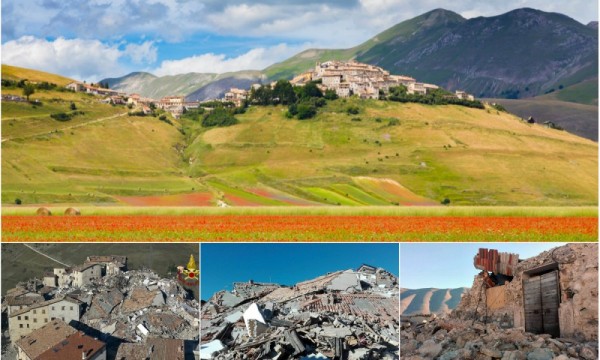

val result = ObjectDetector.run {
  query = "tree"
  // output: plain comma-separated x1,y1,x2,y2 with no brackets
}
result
22,83,35,101
70,102,77,110
324,89,338,100
298,82,323,99
273,80,297,105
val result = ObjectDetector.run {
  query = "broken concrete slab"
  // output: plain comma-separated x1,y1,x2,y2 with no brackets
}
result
200,340,225,359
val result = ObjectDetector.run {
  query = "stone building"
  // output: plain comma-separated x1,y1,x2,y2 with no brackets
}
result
9,296,83,341
52,263,102,288
454,243,598,341
5,289,45,316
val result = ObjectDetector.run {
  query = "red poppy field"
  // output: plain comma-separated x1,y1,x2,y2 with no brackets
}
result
2,209,596,241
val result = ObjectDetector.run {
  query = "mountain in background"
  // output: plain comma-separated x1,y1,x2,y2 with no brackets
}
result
103,8,597,102
98,8,597,140
401,287,469,315
103,70,264,100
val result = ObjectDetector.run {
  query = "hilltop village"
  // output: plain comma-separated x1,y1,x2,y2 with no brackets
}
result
1,255,200,360
62,60,474,118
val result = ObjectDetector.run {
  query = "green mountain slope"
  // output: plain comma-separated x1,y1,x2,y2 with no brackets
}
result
3,67,597,207
267,8,597,101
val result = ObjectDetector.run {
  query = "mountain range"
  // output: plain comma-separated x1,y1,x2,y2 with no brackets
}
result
100,8,598,140
103,8,597,103
401,287,469,315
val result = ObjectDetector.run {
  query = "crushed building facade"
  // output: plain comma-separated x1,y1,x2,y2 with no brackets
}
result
2,254,199,360
401,243,598,360
201,265,399,360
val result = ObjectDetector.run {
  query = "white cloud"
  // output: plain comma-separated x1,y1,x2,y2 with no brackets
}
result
1,36,123,81
153,43,311,76
124,41,158,65
1,36,157,81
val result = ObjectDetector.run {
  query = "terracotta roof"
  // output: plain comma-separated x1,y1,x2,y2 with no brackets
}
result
15,319,77,359
36,331,105,360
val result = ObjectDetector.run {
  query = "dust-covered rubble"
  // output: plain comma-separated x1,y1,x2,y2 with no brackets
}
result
401,315,598,360
201,265,399,360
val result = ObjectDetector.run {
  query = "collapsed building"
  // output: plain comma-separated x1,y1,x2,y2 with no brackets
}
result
201,265,399,360
401,243,598,360
1,255,200,360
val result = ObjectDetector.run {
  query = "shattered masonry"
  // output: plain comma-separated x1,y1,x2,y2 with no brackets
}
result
201,264,399,360
1,254,200,360
401,243,599,360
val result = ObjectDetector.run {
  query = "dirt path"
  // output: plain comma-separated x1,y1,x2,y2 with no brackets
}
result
1,112,128,142
22,243,71,267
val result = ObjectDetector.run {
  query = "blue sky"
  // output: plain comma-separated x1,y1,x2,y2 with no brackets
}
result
200,243,399,300
1,1,597,81
400,243,567,289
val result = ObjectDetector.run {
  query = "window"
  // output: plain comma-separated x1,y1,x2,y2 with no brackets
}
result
24,316,28,320
70,306,73,311
45,318,48,323
19,324,23,328
62,306,65,310
51,317,55,320
42,309,46,314
33,310,36,314
26,324,29,328
33,318,37,323
17,316,21,320
52,306,55,311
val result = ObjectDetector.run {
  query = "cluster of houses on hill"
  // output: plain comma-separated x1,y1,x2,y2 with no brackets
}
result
66,60,474,118
221,60,475,106
2,254,199,360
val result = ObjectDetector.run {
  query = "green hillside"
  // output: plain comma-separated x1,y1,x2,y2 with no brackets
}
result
2,67,597,207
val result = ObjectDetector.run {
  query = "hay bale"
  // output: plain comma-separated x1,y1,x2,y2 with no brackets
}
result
36,207,52,216
64,207,81,216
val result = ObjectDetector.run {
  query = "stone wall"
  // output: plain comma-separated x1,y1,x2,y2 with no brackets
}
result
453,243,598,341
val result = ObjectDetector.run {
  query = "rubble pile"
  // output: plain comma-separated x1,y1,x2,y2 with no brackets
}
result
78,269,199,341
201,266,399,360
401,315,599,360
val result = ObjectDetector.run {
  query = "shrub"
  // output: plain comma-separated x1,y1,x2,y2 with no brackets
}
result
296,104,317,120
351,117,362,122
15,198,22,205
388,118,400,126
346,106,360,115
441,198,451,205
202,108,239,127
50,112,72,121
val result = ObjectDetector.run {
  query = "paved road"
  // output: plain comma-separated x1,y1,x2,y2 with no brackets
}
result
22,243,71,267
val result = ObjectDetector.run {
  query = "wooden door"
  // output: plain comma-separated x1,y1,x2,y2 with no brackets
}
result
523,271,560,337
540,271,560,337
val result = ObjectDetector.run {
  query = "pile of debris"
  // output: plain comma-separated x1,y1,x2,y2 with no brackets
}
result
78,269,199,342
201,265,399,359
401,315,598,360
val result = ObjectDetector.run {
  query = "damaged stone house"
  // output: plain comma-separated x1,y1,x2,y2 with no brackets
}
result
455,243,598,341
401,243,598,360
201,264,399,360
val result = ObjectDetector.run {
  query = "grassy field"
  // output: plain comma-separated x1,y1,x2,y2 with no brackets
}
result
487,96,598,141
2,66,597,207
1,243,198,294
3,205,596,217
